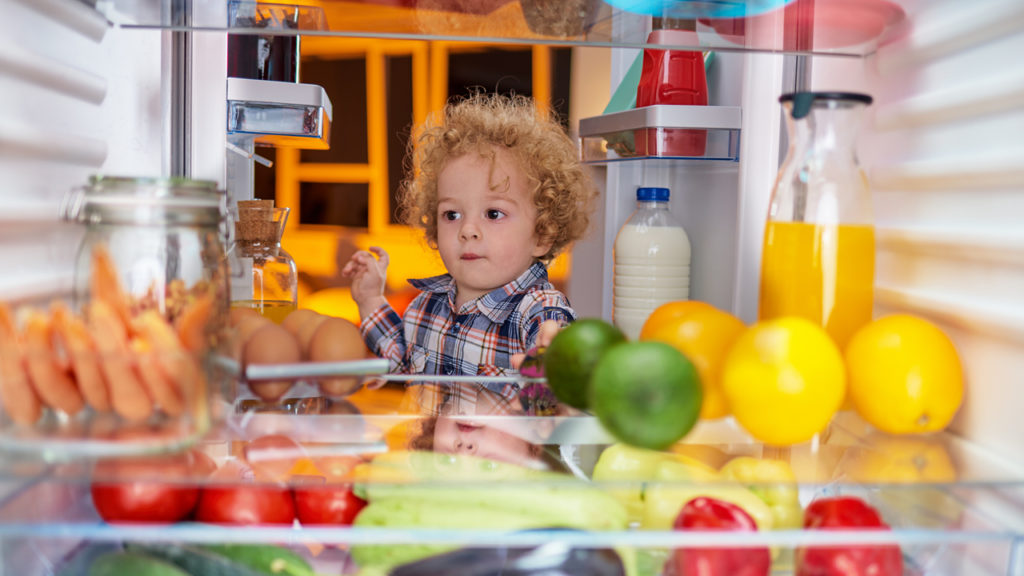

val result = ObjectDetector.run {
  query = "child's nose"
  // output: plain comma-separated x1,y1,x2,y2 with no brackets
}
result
455,438,476,454
459,220,480,240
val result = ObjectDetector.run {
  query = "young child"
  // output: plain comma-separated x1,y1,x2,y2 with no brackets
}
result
342,92,596,381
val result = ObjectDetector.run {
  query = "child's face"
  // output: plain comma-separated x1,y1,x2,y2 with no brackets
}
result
433,416,539,467
436,149,551,306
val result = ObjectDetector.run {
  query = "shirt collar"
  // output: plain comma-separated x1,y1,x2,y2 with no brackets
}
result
407,261,550,323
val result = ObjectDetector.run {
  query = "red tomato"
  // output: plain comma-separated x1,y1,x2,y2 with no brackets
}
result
195,484,296,525
294,484,366,525
90,452,204,524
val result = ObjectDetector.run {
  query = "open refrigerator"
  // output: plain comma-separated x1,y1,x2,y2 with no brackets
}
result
1,0,1023,574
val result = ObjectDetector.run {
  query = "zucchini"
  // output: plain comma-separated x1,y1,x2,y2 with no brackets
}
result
125,543,270,576
87,551,191,576
199,543,314,576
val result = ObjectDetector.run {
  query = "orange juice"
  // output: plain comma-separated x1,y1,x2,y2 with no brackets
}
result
758,221,874,349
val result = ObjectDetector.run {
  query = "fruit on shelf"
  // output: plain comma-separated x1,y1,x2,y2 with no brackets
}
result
672,497,771,576
845,314,964,435
796,496,903,576
543,317,626,409
640,303,745,419
90,451,209,524
294,482,367,526
590,340,702,451
722,317,846,446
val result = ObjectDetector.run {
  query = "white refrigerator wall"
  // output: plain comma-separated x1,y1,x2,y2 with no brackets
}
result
0,0,164,303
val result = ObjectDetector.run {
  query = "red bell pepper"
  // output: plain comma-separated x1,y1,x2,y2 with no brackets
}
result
672,496,771,576
796,496,903,576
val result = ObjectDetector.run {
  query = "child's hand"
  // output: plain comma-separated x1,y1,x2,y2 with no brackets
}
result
511,320,563,371
342,246,390,319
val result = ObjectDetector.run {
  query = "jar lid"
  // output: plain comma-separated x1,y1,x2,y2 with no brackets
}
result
779,92,873,119
637,187,670,202
63,175,224,226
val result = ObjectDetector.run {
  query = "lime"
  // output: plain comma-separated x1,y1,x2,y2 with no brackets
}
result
590,341,702,450
543,318,626,410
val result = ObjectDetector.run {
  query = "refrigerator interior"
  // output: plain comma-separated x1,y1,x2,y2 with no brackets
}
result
1,0,1024,574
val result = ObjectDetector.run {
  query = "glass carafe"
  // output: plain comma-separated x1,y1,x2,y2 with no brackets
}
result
759,92,875,350
230,200,298,324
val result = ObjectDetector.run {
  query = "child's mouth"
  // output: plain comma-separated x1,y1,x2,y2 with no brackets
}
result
456,422,480,432
461,253,481,260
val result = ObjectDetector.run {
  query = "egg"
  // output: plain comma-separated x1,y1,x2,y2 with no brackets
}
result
295,313,328,360
281,308,321,337
225,314,272,360
308,317,367,397
229,306,261,327
243,322,301,401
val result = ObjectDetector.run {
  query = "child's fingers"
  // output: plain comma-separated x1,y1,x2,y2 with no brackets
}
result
509,353,525,371
341,251,374,276
536,320,561,348
368,246,389,270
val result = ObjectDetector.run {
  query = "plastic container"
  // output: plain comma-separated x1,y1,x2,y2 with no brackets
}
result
228,200,298,324
0,176,229,459
635,29,708,157
759,92,875,350
613,187,692,340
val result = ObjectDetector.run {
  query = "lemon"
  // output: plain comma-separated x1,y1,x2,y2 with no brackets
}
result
543,318,626,410
641,305,745,419
722,317,846,446
590,341,702,450
845,314,963,434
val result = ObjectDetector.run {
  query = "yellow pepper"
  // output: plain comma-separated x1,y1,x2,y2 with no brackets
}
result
719,456,803,530
642,459,773,531
592,443,717,524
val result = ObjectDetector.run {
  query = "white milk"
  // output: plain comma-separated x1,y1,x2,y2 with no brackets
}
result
613,224,692,340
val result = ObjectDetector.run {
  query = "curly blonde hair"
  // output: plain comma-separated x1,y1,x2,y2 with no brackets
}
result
398,92,596,262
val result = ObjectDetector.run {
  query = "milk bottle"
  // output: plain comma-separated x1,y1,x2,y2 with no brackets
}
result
613,187,692,340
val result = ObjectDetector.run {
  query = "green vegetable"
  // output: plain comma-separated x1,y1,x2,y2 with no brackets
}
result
199,544,314,576
125,543,271,576
88,552,191,576
350,451,628,571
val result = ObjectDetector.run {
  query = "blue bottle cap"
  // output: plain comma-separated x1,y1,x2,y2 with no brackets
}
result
637,187,670,202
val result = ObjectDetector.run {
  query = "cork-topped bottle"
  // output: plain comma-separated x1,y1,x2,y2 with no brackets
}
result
229,200,297,323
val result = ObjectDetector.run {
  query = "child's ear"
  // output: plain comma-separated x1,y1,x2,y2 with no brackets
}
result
532,233,553,259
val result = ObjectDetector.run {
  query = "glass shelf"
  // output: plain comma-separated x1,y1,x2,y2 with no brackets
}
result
93,0,907,57
579,105,742,163
1,374,1022,574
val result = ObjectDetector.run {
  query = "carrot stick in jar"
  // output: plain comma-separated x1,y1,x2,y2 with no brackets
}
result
130,335,185,417
51,302,111,412
0,304,42,426
23,310,85,416
88,301,152,422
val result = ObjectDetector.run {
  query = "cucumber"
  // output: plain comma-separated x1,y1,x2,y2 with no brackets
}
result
88,552,191,576
199,543,314,576
125,543,270,576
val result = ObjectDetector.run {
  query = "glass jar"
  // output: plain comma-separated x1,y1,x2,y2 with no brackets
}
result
759,92,875,350
0,175,232,458
228,200,297,324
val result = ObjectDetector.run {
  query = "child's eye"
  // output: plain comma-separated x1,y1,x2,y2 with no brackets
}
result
441,210,461,221
485,209,505,220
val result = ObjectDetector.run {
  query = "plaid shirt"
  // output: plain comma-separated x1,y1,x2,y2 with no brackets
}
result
360,261,575,381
